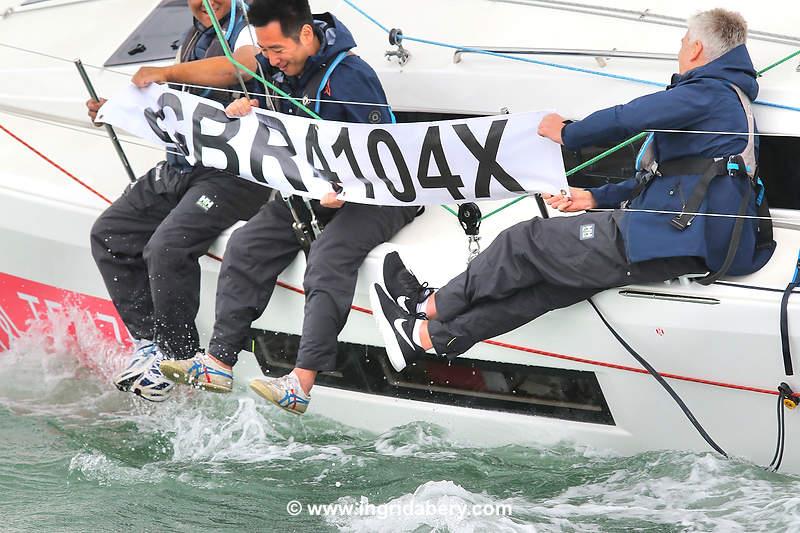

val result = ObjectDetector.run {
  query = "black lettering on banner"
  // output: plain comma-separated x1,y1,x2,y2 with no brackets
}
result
418,126,465,200
192,102,241,175
251,113,307,191
305,124,339,183
331,127,374,199
367,129,416,203
144,93,189,156
453,119,524,198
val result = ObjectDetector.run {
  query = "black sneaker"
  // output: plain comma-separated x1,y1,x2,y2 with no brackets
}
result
379,251,436,316
370,283,427,372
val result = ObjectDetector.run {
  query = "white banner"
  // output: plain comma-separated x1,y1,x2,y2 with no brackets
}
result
98,84,568,206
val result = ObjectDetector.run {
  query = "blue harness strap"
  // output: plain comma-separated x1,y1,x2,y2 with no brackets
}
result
312,50,396,123
314,50,349,115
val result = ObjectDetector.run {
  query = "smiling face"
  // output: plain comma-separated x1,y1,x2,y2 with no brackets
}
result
255,21,318,77
188,0,231,29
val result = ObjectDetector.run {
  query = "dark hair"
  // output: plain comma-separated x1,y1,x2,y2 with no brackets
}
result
249,0,313,39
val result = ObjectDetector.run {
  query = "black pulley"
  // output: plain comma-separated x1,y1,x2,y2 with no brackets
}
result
389,28,403,46
458,203,482,236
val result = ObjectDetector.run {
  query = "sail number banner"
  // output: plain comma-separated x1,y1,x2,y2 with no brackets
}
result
99,84,568,206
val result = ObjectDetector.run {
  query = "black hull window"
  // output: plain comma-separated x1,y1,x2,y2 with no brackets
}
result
251,329,614,425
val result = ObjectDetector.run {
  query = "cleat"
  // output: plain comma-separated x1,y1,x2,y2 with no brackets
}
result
249,372,310,415
160,352,233,393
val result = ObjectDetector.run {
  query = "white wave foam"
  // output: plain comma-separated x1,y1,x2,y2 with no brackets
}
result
68,451,165,486
526,451,800,532
373,421,458,459
326,480,535,532
4,305,128,382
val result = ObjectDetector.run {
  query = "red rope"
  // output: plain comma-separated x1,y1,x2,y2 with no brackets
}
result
0,123,113,204
4,121,786,399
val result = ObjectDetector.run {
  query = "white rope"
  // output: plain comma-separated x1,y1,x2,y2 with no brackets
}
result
0,108,185,157
0,42,130,77
588,207,797,224
646,128,798,138
0,41,394,109
2,106,798,224
174,82,394,107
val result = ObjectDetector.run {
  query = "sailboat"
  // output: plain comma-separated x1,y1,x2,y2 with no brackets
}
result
2,0,800,471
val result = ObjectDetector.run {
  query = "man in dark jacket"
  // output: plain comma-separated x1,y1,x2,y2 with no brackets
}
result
89,0,270,402
371,8,776,371
161,0,418,412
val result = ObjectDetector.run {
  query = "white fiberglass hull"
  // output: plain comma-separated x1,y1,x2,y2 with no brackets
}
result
2,0,800,473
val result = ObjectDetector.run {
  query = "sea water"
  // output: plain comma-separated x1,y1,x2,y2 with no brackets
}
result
2,317,800,532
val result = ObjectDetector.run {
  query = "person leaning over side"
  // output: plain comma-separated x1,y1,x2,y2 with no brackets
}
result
160,0,419,414
369,8,775,371
89,0,271,402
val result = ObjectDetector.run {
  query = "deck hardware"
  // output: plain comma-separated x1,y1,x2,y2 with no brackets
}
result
385,28,410,65
458,202,482,262
780,383,798,410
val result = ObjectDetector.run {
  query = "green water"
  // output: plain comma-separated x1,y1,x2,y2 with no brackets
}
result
2,338,800,532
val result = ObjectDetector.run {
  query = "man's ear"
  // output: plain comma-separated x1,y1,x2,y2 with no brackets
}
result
691,39,704,63
299,23,315,46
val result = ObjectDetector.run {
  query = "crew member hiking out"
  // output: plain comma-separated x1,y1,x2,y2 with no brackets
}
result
89,0,270,402
370,8,775,371
161,0,419,414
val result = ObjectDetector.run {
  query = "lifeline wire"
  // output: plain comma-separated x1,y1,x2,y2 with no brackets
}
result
340,0,800,112
5,107,800,226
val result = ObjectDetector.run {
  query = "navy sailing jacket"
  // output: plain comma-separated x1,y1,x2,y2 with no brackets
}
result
562,44,774,276
255,13,392,124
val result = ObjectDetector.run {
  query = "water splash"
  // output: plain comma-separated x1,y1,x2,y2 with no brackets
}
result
373,421,458,459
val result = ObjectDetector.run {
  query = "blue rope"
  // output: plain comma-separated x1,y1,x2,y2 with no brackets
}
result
342,0,800,113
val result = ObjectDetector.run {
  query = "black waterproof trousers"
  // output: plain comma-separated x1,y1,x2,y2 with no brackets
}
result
90,162,269,359
210,198,418,371
429,211,706,357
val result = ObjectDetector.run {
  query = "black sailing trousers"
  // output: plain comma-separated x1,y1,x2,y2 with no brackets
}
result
90,162,269,359
429,211,706,357
210,198,418,372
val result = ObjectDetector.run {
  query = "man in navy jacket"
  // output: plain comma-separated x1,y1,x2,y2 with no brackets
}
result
161,0,418,411
371,8,776,371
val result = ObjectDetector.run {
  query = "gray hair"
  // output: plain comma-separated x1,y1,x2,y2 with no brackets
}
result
687,9,748,62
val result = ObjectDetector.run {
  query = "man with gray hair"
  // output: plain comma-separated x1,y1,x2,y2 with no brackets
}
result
371,8,776,369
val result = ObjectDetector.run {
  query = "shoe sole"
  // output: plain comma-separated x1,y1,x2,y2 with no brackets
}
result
113,355,157,392
159,361,232,394
369,283,408,372
113,375,139,392
249,380,306,415
131,387,170,402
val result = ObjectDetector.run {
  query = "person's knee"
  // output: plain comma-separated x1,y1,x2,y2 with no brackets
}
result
303,253,355,292
143,228,189,272
89,211,121,261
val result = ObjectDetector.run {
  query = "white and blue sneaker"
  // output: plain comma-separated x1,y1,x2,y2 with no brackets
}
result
160,352,233,393
112,339,159,392
249,372,310,415
130,346,174,402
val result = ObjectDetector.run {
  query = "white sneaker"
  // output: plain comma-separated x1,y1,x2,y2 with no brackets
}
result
159,352,233,393
113,339,158,392
249,372,310,415
129,345,174,402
